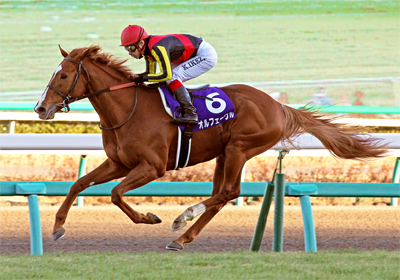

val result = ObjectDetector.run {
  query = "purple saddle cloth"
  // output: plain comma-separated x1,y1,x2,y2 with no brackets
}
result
160,85,236,132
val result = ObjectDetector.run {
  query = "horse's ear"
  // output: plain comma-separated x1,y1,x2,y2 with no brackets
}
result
59,45,68,57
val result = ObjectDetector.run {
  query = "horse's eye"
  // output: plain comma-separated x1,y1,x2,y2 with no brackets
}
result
61,73,68,79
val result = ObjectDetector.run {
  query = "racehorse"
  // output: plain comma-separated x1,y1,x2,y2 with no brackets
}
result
34,45,387,251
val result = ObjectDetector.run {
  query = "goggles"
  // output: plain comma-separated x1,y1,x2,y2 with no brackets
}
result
125,45,137,52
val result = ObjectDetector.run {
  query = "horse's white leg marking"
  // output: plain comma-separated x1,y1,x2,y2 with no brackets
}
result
171,202,206,231
36,64,62,109
183,203,206,221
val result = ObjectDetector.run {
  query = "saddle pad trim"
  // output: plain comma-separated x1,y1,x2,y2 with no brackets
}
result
158,87,173,117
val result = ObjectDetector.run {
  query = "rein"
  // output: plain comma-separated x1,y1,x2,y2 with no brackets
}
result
98,87,137,130
48,57,138,130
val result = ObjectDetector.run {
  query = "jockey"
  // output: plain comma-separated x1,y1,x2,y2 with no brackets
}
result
120,25,218,124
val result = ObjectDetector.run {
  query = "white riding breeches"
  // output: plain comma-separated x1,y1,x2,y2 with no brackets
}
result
166,39,218,85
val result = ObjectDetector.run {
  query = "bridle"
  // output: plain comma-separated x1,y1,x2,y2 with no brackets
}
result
47,57,91,113
46,56,138,130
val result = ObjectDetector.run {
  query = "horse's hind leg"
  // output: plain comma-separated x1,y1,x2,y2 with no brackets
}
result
166,204,224,250
169,154,226,231
167,153,243,250
53,158,130,241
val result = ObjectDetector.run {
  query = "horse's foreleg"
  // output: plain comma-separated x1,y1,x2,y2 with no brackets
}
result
53,158,130,241
110,160,163,225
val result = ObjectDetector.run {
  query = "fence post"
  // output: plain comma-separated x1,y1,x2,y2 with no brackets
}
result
250,181,275,251
15,183,46,255
76,155,87,207
250,150,288,252
288,184,318,252
8,120,15,133
272,173,285,252
391,157,399,206
27,194,43,255
300,196,317,252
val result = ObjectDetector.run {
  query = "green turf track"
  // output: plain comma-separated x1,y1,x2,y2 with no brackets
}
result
0,250,399,280
0,1,399,105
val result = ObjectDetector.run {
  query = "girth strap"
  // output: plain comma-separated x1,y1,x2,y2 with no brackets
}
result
176,124,194,170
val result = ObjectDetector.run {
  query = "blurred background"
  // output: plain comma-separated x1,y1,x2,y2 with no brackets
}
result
0,0,399,105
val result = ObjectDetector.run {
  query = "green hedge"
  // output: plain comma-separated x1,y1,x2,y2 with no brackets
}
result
0,121,101,133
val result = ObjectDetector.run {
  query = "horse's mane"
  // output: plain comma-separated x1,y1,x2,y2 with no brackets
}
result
69,45,134,80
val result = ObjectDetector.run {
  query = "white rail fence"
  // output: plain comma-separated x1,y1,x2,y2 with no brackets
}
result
1,112,399,127
1,133,399,157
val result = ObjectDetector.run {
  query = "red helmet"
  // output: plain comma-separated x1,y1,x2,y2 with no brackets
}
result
120,25,149,46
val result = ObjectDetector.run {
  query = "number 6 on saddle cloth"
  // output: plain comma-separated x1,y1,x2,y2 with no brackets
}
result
158,85,237,170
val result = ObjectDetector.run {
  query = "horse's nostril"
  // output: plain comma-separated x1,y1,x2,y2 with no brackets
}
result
35,106,46,114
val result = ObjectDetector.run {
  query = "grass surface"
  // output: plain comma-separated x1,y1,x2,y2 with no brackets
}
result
1,250,399,280
0,1,399,105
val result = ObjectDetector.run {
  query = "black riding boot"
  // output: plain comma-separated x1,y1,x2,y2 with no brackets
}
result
171,86,199,124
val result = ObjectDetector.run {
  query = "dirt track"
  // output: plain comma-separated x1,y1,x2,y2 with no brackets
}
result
1,204,399,254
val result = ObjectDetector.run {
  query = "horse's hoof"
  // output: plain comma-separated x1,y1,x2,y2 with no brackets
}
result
166,241,183,251
171,215,187,231
146,212,162,224
53,228,65,241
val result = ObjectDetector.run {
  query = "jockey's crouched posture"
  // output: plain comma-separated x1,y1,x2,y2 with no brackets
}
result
120,25,218,124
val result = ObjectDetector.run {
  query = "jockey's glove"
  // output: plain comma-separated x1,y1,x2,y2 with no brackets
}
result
134,75,144,84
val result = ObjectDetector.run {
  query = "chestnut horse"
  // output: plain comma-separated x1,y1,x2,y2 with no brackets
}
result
34,45,387,251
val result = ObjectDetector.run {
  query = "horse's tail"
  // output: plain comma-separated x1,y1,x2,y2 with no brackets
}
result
281,105,388,160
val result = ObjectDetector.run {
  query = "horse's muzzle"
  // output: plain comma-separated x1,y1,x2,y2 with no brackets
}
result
34,104,57,120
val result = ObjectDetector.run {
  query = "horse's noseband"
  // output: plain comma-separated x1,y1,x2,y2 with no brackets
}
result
47,57,90,112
